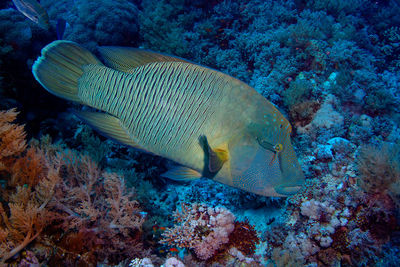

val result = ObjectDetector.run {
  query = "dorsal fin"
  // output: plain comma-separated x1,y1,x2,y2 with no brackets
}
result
97,46,191,72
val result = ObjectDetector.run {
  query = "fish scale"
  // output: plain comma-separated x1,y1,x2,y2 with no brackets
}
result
32,40,305,197
79,62,225,161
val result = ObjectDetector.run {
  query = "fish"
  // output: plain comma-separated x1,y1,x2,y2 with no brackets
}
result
12,0,50,30
32,40,305,197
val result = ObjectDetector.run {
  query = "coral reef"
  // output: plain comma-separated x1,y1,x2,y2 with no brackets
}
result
0,109,146,265
161,203,236,260
1,0,400,265
138,0,193,56
263,139,400,266
160,202,261,265
41,0,140,51
0,8,32,51
356,142,400,211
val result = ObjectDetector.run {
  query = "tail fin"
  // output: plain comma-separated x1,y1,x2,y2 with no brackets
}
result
32,40,103,102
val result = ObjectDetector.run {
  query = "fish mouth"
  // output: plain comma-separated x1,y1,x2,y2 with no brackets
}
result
274,185,302,196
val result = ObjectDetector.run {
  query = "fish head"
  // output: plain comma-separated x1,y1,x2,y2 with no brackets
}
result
227,119,304,197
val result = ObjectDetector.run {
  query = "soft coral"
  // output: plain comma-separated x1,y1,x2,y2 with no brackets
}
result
0,109,146,265
0,169,58,263
0,108,26,172
0,108,55,263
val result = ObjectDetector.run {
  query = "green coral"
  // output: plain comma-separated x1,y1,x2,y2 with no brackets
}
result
381,26,400,71
302,0,364,16
139,0,193,56
356,142,400,198
71,124,110,165
282,78,314,108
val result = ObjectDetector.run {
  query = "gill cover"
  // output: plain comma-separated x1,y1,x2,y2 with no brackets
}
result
247,120,304,196
229,144,282,196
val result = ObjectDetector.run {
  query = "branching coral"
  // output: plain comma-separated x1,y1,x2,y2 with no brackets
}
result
282,78,314,108
42,150,146,264
0,180,57,263
139,0,193,56
356,142,400,195
0,108,26,171
355,142,400,240
264,165,399,266
9,147,47,188
0,109,58,263
161,203,235,261
0,109,146,265
41,0,139,51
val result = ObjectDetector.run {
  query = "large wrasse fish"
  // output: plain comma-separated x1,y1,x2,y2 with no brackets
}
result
32,40,305,197
12,0,50,30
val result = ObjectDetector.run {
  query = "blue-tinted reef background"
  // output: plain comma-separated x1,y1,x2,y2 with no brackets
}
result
1,0,400,266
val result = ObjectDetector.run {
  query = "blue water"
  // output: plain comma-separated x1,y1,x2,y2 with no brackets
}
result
0,0,399,266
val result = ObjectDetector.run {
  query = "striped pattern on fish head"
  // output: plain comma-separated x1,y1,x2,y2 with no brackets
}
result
224,104,304,197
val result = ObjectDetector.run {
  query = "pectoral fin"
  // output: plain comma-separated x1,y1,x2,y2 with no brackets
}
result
161,166,202,182
199,135,229,173
73,110,144,150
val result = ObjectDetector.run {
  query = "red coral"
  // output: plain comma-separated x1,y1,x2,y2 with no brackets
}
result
228,220,260,256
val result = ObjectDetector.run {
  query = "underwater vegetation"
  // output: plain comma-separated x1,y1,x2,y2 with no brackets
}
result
0,109,146,265
1,0,400,266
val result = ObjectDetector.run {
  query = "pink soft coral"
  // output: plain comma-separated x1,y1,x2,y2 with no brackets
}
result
161,203,235,260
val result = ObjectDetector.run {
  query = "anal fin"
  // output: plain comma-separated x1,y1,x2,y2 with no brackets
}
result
73,110,144,150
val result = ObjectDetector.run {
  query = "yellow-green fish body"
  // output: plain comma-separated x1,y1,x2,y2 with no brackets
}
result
32,41,304,197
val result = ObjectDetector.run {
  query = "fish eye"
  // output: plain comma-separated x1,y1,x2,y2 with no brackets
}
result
256,137,274,151
256,137,283,154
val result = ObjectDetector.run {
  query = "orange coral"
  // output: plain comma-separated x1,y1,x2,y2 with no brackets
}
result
0,176,58,263
0,109,60,264
45,150,146,264
10,147,47,187
0,108,26,172
0,108,145,265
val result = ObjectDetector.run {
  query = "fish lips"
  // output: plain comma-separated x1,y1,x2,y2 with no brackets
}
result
274,184,303,196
